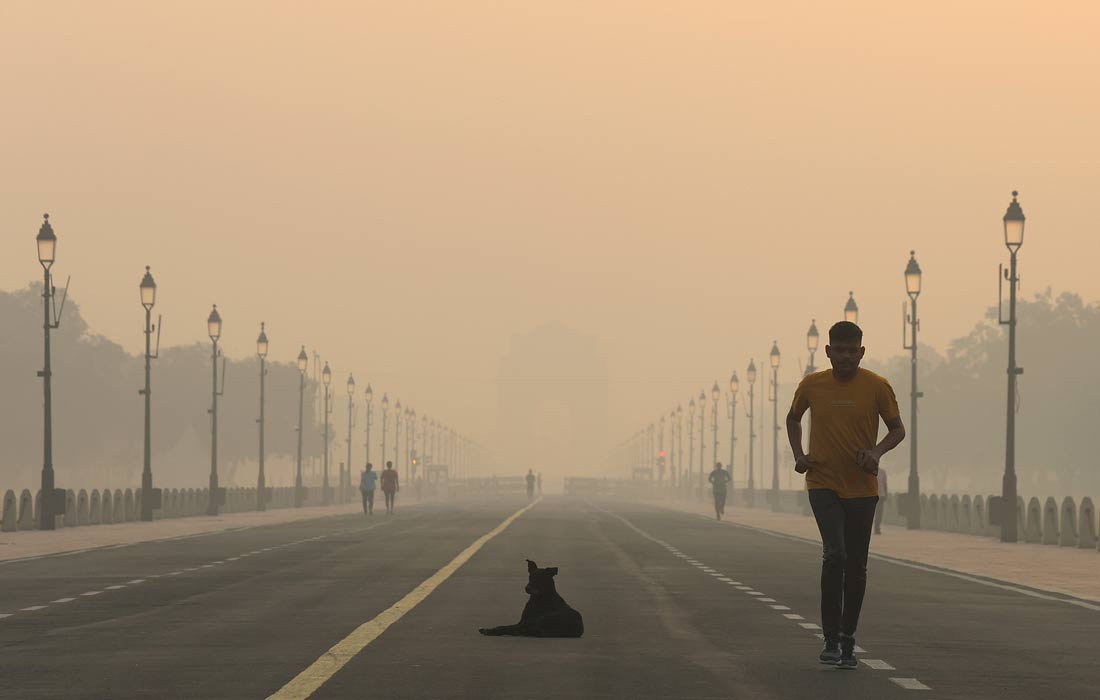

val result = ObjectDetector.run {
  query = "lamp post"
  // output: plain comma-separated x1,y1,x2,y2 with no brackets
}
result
727,372,739,487
844,292,859,324
381,394,390,470
407,408,416,480
295,347,307,507
687,399,696,498
806,320,820,376
676,405,683,490
139,267,161,521
394,400,403,479
999,191,1026,543
364,383,374,468
256,322,268,512
710,382,720,476
746,359,757,506
658,415,666,483
346,374,356,505
902,251,924,528
769,342,781,509
421,415,428,467
36,214,69,530
321,362,332,505
698,390,707,500
207,305,224,516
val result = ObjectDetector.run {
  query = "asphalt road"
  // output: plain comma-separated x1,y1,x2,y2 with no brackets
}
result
0,497,1095,699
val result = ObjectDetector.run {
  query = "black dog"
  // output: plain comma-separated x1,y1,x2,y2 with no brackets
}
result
478,559,584,638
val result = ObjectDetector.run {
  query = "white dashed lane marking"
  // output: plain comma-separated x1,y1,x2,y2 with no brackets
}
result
770,605,790,610
104,585,126,590
20,605,47,611
80,591,102,597
891,678,932,690
783,614,804,620
862,659,896,670
51,598,76,603
798,622,822,630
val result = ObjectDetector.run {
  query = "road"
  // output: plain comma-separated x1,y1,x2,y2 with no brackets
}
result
0,497,1095,699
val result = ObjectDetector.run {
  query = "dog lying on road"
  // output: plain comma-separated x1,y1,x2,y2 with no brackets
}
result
478,560,584,638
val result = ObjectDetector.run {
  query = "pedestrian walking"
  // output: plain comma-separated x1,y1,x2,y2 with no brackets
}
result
381,461,399,514
537,472,543,496
785,321,906,669
359,463,377,515
525,469,536,501
707,462,731,520
874,467,888,534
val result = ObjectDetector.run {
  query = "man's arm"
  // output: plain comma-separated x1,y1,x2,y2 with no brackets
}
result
855,416,906,475
786,405,816,474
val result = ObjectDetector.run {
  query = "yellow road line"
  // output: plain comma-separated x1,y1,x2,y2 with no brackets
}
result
266,498,541,700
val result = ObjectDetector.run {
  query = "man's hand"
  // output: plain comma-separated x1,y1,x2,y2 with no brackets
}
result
855,449,880,475
794,454,817,474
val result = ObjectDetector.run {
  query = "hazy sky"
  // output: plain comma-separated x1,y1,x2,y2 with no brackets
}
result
2,2,1097,461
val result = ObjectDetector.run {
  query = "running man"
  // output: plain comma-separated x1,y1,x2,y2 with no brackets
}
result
380,461,399,514
707,462,731,520
786,321,905,669
874,467,888,535
359,463,377,515
525,469,536,501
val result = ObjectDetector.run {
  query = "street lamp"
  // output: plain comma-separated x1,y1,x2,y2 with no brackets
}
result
769,341,781,509
806,320,820,376
346,373,356,504
698,390,707,500
394,400,403,481
295,346,307,507
321,362,332,505
364,383,374,469
36,214,70,530
998,191,1026,542
256,322,269,512
745,359,757,506
421,414,428,467
139,267,161,521
727,372,739,489
381,393,390,472
688,399,696,498
902,251,923,529
710,382,720,480
676,404,684,490
407,408,417,479
207,305,225,516
844,292,859,324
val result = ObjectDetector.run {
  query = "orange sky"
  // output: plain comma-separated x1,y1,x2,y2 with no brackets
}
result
2,2,1097,464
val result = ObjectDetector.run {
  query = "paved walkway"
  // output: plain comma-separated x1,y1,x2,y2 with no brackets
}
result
0,502,368,563
653,497,1100,604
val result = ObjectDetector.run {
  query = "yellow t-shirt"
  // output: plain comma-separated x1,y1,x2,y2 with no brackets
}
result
790,368,900,499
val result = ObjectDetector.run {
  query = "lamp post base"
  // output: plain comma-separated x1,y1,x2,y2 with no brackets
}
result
1000,471,1018,543
906,473,920,530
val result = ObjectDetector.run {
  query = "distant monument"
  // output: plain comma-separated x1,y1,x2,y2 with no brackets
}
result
497,323,608,480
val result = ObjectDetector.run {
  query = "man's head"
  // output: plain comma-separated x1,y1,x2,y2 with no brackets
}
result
712,462,723,471
386,461,393,469
366,463,373,472
825,321,865,375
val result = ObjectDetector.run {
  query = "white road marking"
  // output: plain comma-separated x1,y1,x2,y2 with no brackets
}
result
717,577,733,582
770,605,790,610
758,598,776,602
104,585,126,590
709,572,725,577
167,571,182,576
80,591,102,597
227,557,240,561
21,605,47,611
798,622,821,629
52,598,76,603
862,659,896,670
747,591,764,596
735,586,752,590
727,581,742,585
0,613,11,619
783,614,804,620
266,498,541,700
201,564,214,568
701,568,717,573
891,678,932,690
128,579,145,584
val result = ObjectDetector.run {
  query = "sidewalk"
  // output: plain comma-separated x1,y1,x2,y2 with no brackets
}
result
0,502,366,563
650,498,1100,606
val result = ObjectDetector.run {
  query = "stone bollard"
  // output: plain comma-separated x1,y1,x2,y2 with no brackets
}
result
19,489,35,530
972,495,986,535
65,490,77,527
135,489,143,520
90,490,101,524
77,489,90,526
1078,497,1097,549
947,495,961,532
101,490,113,524
959,495,972,533
124,489,135,522
114,489,125,523
2,490,17,532
1025,497,1043,543
1042,497,1060,545
1059,497,1078,547
922,495,934,529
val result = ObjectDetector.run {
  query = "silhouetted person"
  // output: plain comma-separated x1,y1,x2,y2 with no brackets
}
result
708,462,731,520
360,463,377,515
537,472,543,495
786,321,905,669
874,467,888,535
381,461,399,514
525,469,536,500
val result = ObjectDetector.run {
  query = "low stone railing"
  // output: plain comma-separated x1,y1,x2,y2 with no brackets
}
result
0,485,349,531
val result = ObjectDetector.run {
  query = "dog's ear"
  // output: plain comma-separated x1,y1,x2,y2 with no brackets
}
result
547,567,558,577
527,559,538,573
